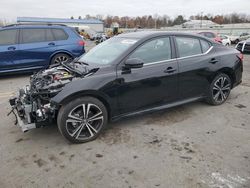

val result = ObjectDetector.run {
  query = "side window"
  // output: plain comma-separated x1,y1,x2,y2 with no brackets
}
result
51,29,68,41
129,37,171,64
46,29,54,41
200,39,211,53
21,29,46,43
176,37,202,58
0,29,17,45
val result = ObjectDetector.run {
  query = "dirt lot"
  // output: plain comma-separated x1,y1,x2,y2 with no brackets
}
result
0,43,249,188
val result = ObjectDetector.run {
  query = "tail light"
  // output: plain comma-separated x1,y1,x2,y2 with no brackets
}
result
78,40,85,46
237,53,244,61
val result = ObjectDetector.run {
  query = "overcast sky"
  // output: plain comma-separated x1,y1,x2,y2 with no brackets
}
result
1,0,249,21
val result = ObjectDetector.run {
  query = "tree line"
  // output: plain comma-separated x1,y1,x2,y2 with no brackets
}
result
71,13,250,28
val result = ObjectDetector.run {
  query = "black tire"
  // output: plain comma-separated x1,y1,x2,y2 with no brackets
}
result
235,39,239,44
50,53,71,65
57,97,108,143
206,73,232,105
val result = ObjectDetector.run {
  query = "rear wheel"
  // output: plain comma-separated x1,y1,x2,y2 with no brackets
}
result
57,97,108,143
206,73,232,105
51,53,70,65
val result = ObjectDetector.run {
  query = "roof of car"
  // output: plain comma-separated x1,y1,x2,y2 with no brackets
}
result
1,24,69,29
117,31,212,40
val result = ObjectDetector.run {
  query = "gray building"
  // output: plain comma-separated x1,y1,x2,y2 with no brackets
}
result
17,17,104,36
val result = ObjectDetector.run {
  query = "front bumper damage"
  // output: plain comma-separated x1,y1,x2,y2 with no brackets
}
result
8,89,56,132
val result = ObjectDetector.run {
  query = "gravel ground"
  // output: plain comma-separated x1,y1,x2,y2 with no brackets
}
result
0,42,249,188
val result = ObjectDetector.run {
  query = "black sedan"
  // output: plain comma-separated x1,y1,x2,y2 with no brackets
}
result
10,31,243,143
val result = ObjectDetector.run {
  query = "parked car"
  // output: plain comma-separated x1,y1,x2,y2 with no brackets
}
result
219,35,231,46
9,31,243,143
198,32,222,43
236,38,250,53
229,32,250,44
0,24,85,74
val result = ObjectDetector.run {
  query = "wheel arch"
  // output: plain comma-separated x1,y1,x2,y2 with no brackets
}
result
50,51,74,64
58,90,112,120
215,67,236,88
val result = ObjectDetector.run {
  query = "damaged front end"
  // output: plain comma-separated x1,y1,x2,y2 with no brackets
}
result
9,60,97,132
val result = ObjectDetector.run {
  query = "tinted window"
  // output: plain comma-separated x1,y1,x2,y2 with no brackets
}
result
129,37,171,64
21,29,46,43
200,39,211,53
46,29,54,41
176,37,202,57
52,29,68,40
0,29,17,45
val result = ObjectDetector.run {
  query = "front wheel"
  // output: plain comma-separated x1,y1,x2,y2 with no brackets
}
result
57,97,108,143
206,73,232,105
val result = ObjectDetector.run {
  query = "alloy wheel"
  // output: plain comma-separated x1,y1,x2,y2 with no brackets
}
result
65,103,104,141
212,76,231,103
54,55,69,64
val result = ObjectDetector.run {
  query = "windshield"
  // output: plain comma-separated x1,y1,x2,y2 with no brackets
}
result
79,37,138,65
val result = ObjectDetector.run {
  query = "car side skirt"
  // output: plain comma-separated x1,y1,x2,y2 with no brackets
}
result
111,96,204,122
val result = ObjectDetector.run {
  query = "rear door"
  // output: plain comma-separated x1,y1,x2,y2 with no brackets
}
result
0,29,19,72
116,36,179,114
175,36,214,99
17,28,56,69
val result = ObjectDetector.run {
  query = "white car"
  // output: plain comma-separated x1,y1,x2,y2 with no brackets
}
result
229,32,250,44
220,35,231,46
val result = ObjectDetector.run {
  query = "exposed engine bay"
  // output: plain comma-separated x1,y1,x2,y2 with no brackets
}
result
9,60,98,132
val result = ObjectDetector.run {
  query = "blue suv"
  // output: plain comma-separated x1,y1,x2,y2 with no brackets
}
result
0,24,85,74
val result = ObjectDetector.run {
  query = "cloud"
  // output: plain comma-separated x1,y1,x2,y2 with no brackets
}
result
0,0,249,21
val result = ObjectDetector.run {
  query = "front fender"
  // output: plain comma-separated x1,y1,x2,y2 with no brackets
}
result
51,71,118,112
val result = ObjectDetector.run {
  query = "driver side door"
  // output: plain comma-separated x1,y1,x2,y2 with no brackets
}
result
116,36,179,115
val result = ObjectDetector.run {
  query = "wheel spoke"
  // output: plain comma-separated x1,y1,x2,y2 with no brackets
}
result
85,123,94,137
88,111,103,121
75,124,85,139
88,116,104,122
222,84,230,91
66,119,82,123
221,77,225,87
220,91,225,101
213,85,220,90
87,123,98,133
68,114,82,121
213,91,220,101
86,104,91,119
69,124,83,137
82,104,86,119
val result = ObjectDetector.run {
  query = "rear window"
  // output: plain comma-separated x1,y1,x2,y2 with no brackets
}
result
176,37,202,58
200,39,211,53
0,29,17,45
51,29,68,40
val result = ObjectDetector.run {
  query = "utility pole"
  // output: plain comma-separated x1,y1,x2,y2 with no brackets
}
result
200,12,203,28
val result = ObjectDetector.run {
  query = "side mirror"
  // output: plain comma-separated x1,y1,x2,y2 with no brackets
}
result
124,58,144,69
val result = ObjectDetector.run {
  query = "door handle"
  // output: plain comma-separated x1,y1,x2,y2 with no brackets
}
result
209,58,218,64
8,46,16,51
164,67,177,74
48,42,55,46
